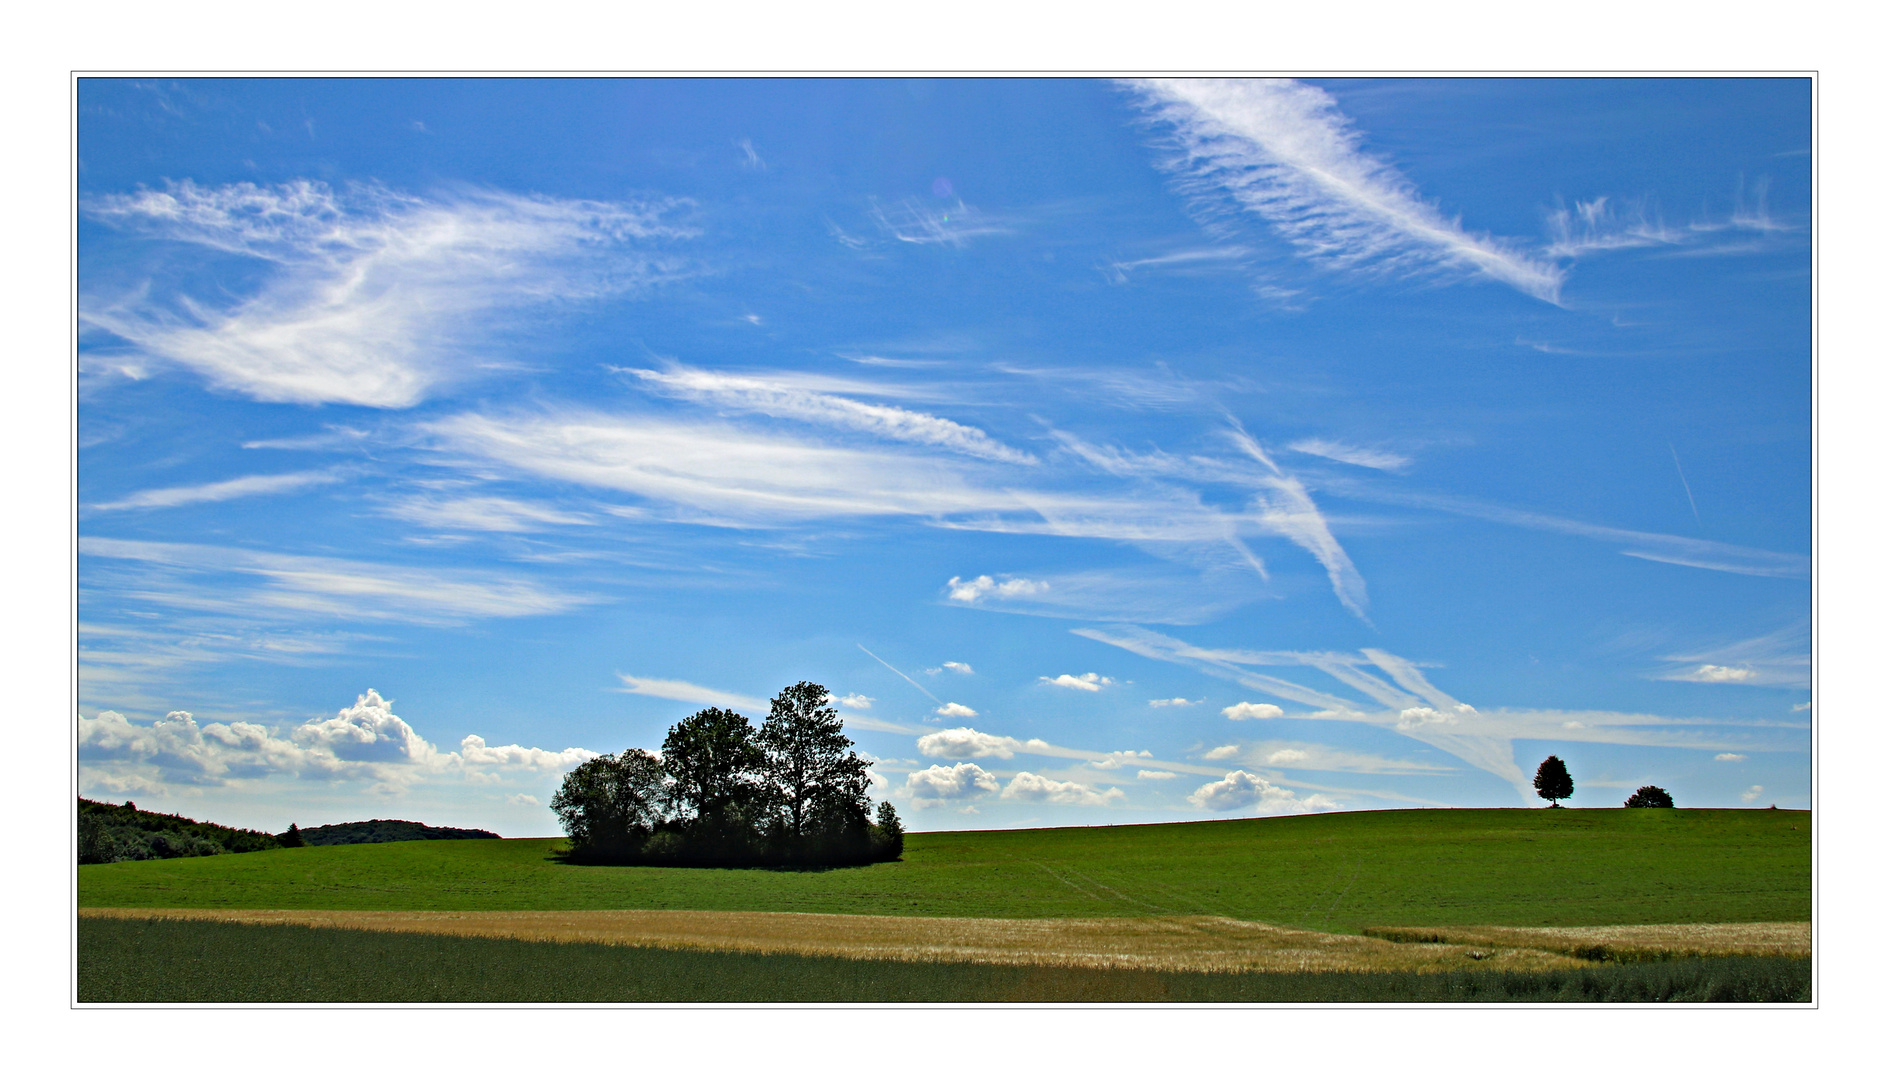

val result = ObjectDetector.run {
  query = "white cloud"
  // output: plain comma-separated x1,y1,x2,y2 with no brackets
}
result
1039,672,1113,692
1286,439,1411,472
1741,785,1766,803
1203,744,1242,760
1792,702,1811,712
80,537,584,624
616,675,770,714
934,702,978,719
1187,770,1342,814
837,693,874,709
1002,772,1125,806
1090,750,1154,770
1222,701,1284,720
1544,195,1684,258
1683,664,1757,683
626,363,1034,464
1266,748,1309,765
1126,78,1563,302
91,470,340,512
941,661,975,675
902,762,1000,806
508,793,541,807
78,691,597,796
1137,769,1178,780
916,726,1049,760
1149,697,1197,708
869,197,1010,247
947,575,1049,603
380,494,593,533
1715,753,1748,762
82,180,694,407
1396,706,1463,731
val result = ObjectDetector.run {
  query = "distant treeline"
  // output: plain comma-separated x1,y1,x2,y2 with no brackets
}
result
299,820,499,846
78,797,284,864
78,798,499,864
553,681,903,867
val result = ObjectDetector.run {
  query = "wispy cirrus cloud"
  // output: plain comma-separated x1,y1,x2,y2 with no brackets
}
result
79,537,583,624
1654,623,1809,689
1076,624,1801,798
868,197,1010,247
615,675,770,713
90,470,341,512
1286,439,1411,472
625,363,1035,464
82,180,694,407
379,493,594,533
1125,78,1564,303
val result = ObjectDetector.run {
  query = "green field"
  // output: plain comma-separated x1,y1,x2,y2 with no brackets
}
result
78,808,1810,932
76,916,1812,1003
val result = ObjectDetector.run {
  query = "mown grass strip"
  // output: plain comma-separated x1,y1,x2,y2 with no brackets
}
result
77,917,1811,1003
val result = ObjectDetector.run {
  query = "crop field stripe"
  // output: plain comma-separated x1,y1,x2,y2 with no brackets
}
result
78,907,1809,975
76,917,1815,1003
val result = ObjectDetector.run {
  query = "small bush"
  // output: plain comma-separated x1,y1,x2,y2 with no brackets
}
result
1624,785,1675,808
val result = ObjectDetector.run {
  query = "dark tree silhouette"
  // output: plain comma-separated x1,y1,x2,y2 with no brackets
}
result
1624,785,1674,808
1534,755,1574,807
278,823,306,847
873,800,905,859
759,682,871,852
662,706,767,850
550,749,668,858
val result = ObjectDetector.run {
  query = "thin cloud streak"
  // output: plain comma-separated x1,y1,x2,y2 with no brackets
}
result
91,470,340,511
615,675,770,713
1127,78,1564,302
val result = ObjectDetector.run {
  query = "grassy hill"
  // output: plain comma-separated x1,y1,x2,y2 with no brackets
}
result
76,808,1809,933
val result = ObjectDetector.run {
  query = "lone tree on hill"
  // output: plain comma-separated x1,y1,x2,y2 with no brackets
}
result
1624,784,1675,808
1533,755,1574,807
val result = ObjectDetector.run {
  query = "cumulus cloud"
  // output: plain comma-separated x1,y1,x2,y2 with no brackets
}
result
1266,748,1309,765
82,180,693,407
947,575,1049,603
1395,705,1469,731
1137,769,1178,780
1002,772,1125,806
903,762,1000,806
916,726,1049,760
1715,753,1748,762
934,702,978,719
1686,664,1757,683
1203,744,1242,760
1090,750,1154,770
837,693,874,709
1222,701,1284,720
1741,785,1766,803
1149,697,1198,708
1039,672,1113,692
1187,770,1341,814
78,690,596,795
941,661,975,675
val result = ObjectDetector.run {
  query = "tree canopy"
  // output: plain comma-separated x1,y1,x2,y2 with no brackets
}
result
1533,756,1574,807
552,682,902,867
1624,785,1675,808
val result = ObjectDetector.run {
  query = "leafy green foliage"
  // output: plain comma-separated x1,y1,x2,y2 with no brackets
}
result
1625,785,1675,808
1534,756,1574,806
297,819,499,845
552,682,902,867
78,917,1812,1003
77,797,284,863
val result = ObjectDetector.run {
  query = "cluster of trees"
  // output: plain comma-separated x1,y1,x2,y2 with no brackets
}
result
78,797,287,864
552,681,903,867
1532,757,1677,809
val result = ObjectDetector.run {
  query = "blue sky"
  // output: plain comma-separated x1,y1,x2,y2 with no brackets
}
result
75,77,1810,835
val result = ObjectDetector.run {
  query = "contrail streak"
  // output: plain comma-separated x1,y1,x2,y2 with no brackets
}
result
857,644,945,705
1669,443,1702,525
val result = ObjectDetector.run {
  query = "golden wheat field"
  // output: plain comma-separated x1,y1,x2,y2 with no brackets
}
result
76,907,1805,975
